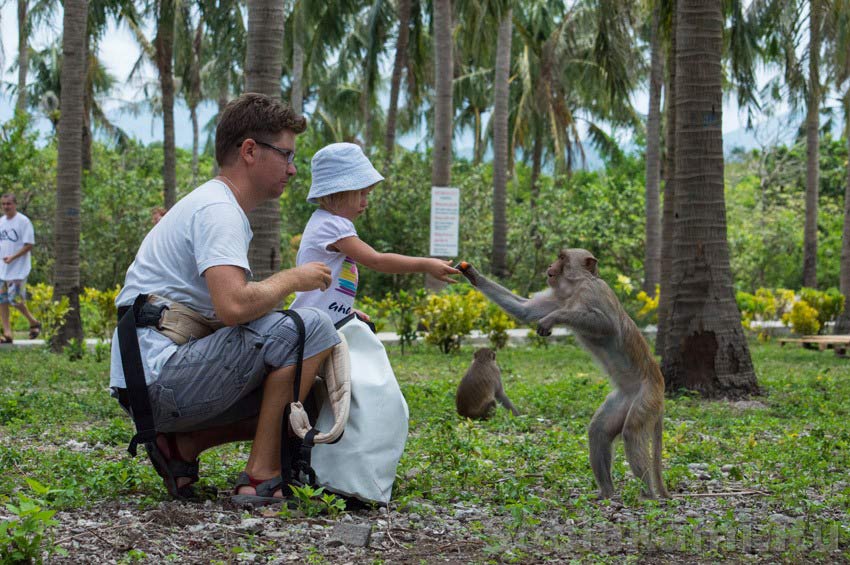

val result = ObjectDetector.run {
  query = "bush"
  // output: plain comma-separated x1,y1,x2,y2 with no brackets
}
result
782,300,821,336
360,289,428,353
478,302,516,350
416,290,487,353
80,285,120,340
798,287,845,332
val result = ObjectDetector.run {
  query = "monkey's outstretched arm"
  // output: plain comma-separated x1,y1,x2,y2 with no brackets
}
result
458,263,559,323
537,307,617,338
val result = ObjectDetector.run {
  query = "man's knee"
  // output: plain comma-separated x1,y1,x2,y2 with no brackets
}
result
292,307,337,344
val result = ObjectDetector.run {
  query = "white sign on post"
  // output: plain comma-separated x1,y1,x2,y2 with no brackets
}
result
429,186,460,257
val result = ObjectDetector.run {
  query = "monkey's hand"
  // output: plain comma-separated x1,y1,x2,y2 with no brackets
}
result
536,319,553,337
455,261,480,286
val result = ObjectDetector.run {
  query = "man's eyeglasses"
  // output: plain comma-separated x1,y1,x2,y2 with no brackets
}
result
238,139,296,164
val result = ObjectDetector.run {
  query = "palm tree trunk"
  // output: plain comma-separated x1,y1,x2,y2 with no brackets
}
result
656,1,676,355
53,0,88,349
82,31,92,172
245,0,285,280
290,5,305,115
431,0,453,188
643,5,662,293
155,0,177,208
661,0,757,398
213,83,229,176
530,130,543,251
803,0,821,288
384,0,411,166
190,21,202,185
16,0,29,113
491,7,512,278
836,103,850,334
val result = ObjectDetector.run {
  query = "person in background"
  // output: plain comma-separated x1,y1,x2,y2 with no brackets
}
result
0,193,41,344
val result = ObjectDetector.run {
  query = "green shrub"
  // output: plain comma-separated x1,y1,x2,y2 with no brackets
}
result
799,287,845,331
361,289,428,353
26,284,71,343
80,285,120,340
782,300,821,336
416,290,487,353
478,303,516,350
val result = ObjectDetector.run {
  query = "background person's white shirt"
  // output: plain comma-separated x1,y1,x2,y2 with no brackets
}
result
109,179,253,388
0,211,34,281
290,209,358,324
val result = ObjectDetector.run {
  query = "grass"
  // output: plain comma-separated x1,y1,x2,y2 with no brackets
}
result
1,339,849,561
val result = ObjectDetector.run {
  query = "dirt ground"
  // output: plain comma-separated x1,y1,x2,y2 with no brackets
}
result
28,487,848,564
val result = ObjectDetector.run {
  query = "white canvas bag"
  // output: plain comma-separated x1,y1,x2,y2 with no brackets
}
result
310,316,409,504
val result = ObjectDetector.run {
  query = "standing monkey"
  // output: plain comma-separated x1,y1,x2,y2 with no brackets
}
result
457,249,668,499
456,347,519,419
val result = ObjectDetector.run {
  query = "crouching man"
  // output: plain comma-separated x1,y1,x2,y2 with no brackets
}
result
110,93,339,502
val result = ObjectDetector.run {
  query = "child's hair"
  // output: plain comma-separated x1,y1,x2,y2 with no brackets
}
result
317,186,371,215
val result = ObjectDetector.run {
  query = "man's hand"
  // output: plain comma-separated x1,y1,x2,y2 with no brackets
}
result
423,259,460,283
290,262,333,292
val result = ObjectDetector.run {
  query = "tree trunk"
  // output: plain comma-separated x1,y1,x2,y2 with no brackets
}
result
491,8,512,278
190,21,202,185
530,131,543,252
431,0,453,188
53,0,88,349
661,0,757,398
643,5,662,293
836,106,850,334
384,0,411,166
82,30,92,172
212,84,229,176
290,7,305,115
245,0,285,280
656,1,676,355
803,0,821,288
473,109,482,165
16,0,28,113
155,0,177,208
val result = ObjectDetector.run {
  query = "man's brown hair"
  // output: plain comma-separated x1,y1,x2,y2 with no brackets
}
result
215,93,307,166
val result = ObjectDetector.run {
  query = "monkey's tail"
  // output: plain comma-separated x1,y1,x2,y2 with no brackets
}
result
496,390,520,416
653,412,669,498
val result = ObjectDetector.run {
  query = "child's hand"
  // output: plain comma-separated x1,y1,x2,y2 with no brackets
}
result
353,309,371,322
425,258,461,283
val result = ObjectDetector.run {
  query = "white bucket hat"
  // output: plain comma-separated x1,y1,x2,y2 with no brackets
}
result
307,143,385,204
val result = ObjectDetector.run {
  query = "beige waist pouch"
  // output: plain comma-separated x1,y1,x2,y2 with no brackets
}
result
147,294,225,345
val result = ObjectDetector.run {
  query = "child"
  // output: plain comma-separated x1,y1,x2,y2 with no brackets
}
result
290,142,459,324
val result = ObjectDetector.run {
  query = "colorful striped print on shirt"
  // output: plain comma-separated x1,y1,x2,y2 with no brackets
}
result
335,257,359,297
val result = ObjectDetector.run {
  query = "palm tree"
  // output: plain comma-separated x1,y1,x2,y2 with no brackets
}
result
661,0,757,397
384,0,413,164
16,0,28,112
643,2,663,293
492,5,512,277
804,0,822,288
123,0,179,208
175,3,204,184
432,0,453,188
245,0,286,280
53,0,88,348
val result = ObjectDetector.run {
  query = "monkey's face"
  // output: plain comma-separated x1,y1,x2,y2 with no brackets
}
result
547,249,599,297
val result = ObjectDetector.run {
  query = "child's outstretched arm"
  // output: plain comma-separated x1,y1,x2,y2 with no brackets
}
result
334,236,460,283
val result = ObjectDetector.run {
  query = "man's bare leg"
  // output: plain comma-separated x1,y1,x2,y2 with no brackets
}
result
237,348,333,496
0,303,11,338
13,301,39,327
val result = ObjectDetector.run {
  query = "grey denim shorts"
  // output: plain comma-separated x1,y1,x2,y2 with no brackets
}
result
149,307,339,433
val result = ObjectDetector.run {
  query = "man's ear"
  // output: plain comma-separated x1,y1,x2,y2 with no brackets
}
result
583,256,598,276
240,138,258,164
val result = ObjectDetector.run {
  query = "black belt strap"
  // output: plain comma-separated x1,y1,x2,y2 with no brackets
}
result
118,294,158,456
279,309,307,485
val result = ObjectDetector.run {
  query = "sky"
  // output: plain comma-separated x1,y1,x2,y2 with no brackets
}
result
0,3,781,157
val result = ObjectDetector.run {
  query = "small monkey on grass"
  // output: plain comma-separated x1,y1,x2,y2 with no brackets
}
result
457,249,668,499
456,347,519,419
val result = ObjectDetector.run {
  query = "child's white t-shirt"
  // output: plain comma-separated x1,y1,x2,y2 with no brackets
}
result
290,209,359,324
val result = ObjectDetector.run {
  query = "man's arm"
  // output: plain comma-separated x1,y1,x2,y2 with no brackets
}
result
3,243,33,264
205,262,332,326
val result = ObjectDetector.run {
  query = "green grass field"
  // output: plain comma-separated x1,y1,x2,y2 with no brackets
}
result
1,339,849,562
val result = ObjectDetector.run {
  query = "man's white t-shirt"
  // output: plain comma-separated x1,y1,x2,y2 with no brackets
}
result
290,209,358,324
109,179,253,388
0,212,35,281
